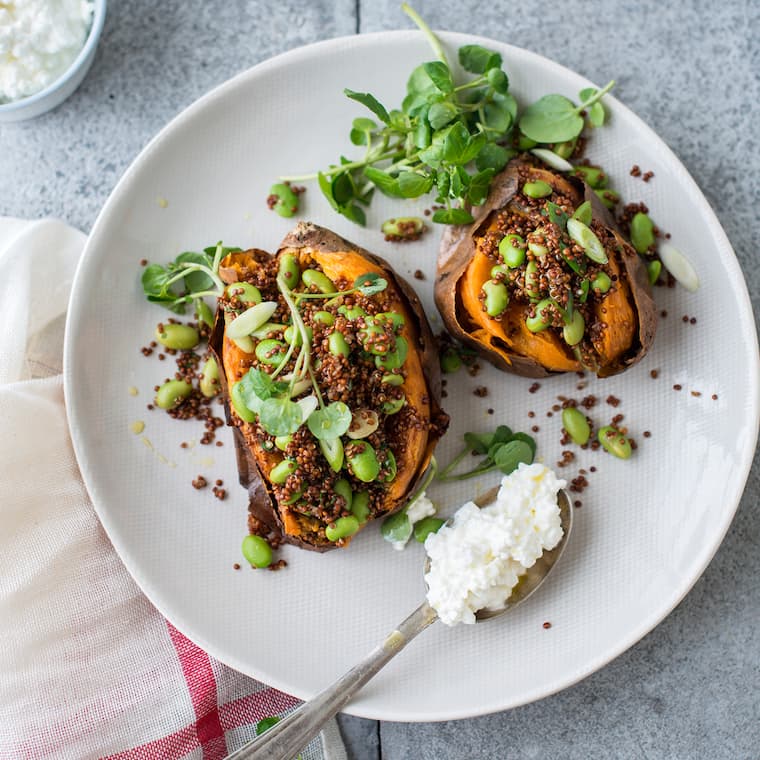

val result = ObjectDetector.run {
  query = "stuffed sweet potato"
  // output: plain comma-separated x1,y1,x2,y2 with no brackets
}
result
436,157,657,377
210,222,448,551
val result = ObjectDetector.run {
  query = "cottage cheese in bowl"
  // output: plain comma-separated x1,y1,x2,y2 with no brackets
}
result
0,0,94,103
424,462,565,625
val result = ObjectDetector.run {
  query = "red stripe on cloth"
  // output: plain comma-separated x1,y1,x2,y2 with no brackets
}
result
218,688,301,730
167,622,226,760
103,723,199,760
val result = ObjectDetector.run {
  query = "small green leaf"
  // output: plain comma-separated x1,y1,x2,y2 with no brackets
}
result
350,129,367,146
587,102,605,127
428,101,459,130
458,132,487,166
493,425,514,444
475,143,514,172
141,263,173,297
519,94,584,143
256,717,280,736
482,100,513,133
464,431,494,454
332,172,355,205
259,397,303,437
352,117,376,131
442,122,472,164
307,401,352,440
353,271,388,295
466,168,495,205
406,64,437,96
493,440,534,475
423,61,454,94
413,119,432,149
397,171,434,198
363,166,403,198
458,44,502,74
486,67,509,93
432,207,474,225
340,203,367,226
318,171,339,211
344,89,390,124
508,432,537,458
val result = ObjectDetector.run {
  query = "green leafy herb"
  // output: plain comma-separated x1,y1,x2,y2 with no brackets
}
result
307,401,352,440
258,396,303,437
438,425,535,482
255,716,281,736
518,80,614,143
140,242,239,314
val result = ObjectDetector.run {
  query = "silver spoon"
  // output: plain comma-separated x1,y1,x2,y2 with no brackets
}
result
225,486,573,760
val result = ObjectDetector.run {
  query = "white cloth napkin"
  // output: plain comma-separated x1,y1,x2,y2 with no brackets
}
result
0,218,347,760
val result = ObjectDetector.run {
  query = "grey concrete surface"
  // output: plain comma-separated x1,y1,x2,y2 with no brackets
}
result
2,1,758,758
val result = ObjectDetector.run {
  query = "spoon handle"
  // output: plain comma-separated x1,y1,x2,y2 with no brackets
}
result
225,601,438,760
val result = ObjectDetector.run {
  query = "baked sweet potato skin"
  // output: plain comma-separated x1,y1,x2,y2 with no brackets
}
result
435,157,657,378
211,222,448,551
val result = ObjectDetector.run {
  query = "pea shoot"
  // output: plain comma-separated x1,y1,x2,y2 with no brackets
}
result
271,4,615,227
438,425,536,482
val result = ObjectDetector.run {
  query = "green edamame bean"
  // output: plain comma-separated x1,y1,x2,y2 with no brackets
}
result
242,534,273,567
155,379,193,409
379,448,397,483
347,443,380,482
527,228,549,257
325,515,360,541
381,373,404,386
230,381,255,422
333,478,353,511
358,319,392,356
278,252,300,288
561,406,591,446
283,324,313,346
572,201,593,226
155,323,199,350
524,261,540,299
517,134,537,150
374,312,405,331
523,180,553,199
381,216,425,239
328,331,350,357
337,305,366,321
269,458,297,484
284,487,304,505
313,310,335,326
439,347,462,374
199,357,220,398
482,280,509,317
553,139,576,159
194,299,214,328
630,212,655,254
572,165,607,189
498,233,526,268
562,310,585,346
647,259,662,285
351,491,370,523
414,516,445,543
525,299,553,333
490,264,510,279
302,269,336,294
269,183,299,218
381,395,406,415
591,271,612,293
274,435,291,451
255,339,287,366
597,426,632,459
594,188,619,210
226,282,262,304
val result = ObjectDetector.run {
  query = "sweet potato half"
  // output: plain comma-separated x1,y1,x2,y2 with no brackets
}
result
210,222,448,551
436,158,657,377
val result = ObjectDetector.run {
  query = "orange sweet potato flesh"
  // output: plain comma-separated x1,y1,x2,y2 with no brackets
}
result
436,157,657,377
210,222,448,551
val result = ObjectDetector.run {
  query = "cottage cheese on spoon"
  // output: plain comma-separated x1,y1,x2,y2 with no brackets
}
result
424,462,565,625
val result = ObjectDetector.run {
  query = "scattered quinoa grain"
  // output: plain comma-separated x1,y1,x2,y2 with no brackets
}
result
643,431,651,438
543,621,552,629
650,369,659,379
673,384,682,391
529,382,541,394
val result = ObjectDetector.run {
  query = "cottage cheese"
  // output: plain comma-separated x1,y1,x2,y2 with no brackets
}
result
0,0,94,103
424,463,565,626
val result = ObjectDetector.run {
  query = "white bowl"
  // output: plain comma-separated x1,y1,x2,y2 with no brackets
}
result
0,0,107,123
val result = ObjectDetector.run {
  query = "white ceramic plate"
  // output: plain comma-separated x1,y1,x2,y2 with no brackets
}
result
64,31,759,721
